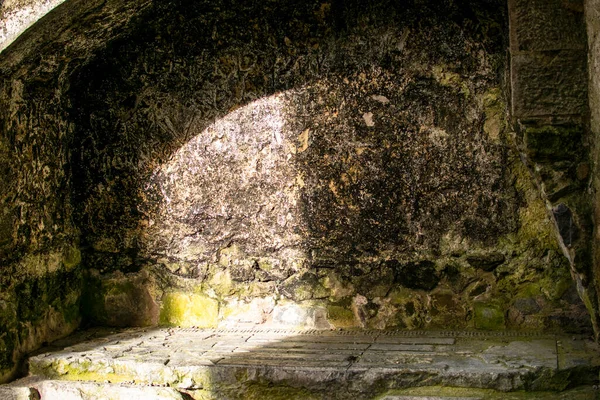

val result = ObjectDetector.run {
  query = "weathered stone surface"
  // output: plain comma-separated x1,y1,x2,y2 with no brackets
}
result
552,203,580,247
271,304,331,329
0,0,597,383
159,291,219,328
473,302,505,330
0,0,151,382
523,125,583,162
82,269,159,327
382,386,600,400
63,0,586,334
508,0,597,340
33,380,185,400
27,328,600,399
392,261,440,290
509,0,586,52
590,0,600,141
511,51,588,118
512,297,541,315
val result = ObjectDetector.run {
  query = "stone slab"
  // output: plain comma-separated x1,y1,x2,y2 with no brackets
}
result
26,328,600,398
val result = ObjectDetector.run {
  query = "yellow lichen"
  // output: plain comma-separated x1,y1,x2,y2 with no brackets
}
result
160,291,219,327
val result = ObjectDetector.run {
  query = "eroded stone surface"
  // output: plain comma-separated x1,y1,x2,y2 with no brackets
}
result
509,0,586,52
65,0,588,337
511,51,587,118
509,0,597,340
587,0,600,349
27,328,600,398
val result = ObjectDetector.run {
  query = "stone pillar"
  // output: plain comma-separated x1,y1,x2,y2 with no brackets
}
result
509,0,599,337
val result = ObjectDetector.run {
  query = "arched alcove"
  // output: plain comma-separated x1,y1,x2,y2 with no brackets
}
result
0,0,593,383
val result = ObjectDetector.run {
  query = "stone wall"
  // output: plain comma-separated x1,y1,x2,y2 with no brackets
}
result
71,0,588,335
0,0,150,382
0,0,595,384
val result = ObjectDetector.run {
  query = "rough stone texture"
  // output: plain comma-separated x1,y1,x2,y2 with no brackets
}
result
0,0,67,54
0,0,150,383
590,0,600,143
509,0,586,52
380,389,599,400
0,386,37,400
65,0,588,335
0,0,598,385
82,269,159,327
509,0,598,339
25,327,600,399
71,0,519,272
511,51,588,118
33,380,186,400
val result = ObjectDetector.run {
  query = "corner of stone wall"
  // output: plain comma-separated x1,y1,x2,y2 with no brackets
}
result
508,0,600,339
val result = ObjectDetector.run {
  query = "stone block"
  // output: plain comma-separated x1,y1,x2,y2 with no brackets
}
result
509,0,585,51
511,51,587,118
34,380,185,400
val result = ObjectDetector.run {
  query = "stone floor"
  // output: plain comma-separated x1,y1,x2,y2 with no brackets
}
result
3,328,600,399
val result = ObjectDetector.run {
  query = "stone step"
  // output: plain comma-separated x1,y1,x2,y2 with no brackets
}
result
23,328,600,399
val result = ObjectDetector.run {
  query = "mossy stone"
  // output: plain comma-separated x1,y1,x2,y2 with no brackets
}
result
474,302,505,330
326,305,356,328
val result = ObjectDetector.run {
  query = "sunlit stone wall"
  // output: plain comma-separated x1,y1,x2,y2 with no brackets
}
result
70,0,589,333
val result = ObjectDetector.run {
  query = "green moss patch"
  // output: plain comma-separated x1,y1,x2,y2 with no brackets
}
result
474,302,505,330
326,305,356,328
